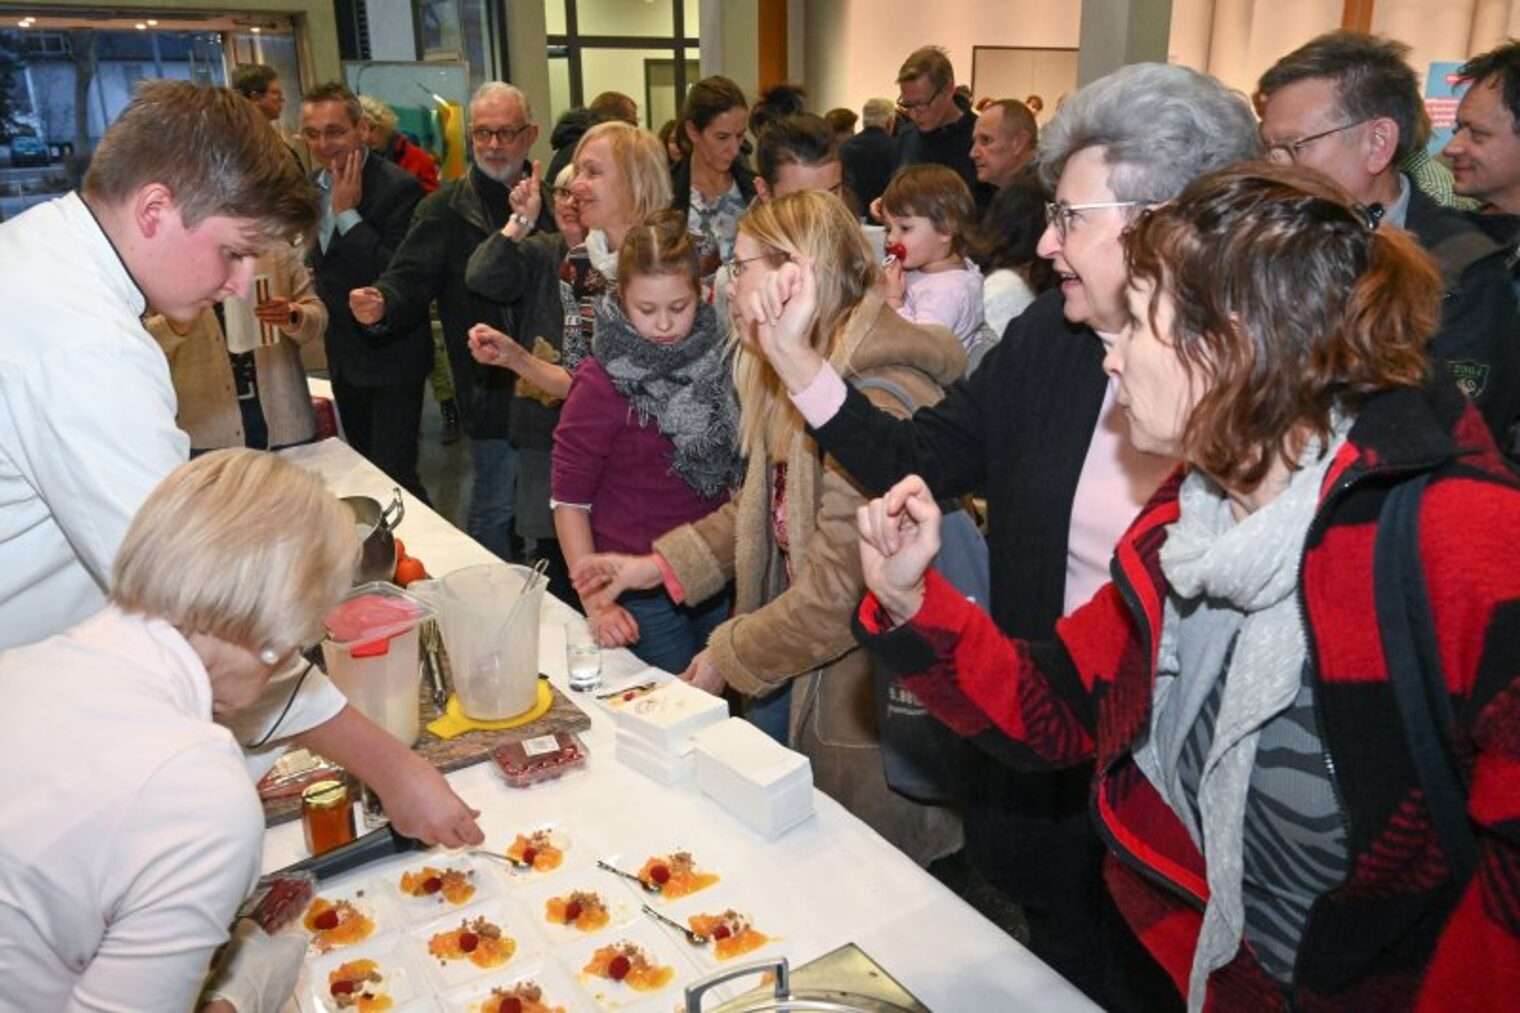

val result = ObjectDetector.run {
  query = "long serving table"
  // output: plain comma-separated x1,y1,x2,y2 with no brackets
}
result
270,438,1098,1011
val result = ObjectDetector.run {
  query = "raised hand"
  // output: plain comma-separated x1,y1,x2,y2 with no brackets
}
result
570,552,662,611
467,322,528,371
348,286,386,326
508,159,543,224
857,474,944,625
744,255,826,394
330,149,364,215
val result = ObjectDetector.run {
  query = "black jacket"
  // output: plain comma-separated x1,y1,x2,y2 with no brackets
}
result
372,167,518,438
1404,183,1520,442
668,156,757,215
308,154,429,386
464,229,571,450
896,109,996,210
841,125,899,213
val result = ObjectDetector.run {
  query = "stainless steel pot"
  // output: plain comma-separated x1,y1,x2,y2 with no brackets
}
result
686,944,927,1013
342,488,405,585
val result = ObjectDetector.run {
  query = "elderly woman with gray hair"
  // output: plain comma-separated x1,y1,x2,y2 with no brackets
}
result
745,63,1260,1009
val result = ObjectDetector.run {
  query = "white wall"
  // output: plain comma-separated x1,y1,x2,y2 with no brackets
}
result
801,0,1081,118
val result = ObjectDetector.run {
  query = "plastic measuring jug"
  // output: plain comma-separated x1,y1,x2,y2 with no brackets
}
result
426,563,544,720
322,582,434,746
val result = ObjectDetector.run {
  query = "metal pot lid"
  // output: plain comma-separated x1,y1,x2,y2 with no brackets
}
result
690,944,928,1013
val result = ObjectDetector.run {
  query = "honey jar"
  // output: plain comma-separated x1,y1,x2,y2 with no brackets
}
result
301,779,355,855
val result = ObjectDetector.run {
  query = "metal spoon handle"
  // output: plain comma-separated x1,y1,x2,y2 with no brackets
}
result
642,902,707,944
597,859,660,893
472,849,530,870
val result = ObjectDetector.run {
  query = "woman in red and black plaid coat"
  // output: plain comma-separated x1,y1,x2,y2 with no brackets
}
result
854,164,1520,1011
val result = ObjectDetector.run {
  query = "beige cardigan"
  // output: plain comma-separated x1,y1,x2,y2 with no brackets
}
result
147,247,325,450
655,293,967,864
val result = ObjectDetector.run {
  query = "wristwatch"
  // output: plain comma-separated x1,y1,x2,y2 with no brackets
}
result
510,212,535,233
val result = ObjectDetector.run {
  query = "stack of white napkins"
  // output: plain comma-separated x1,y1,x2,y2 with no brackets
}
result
688,718,814,838
610,677,730,786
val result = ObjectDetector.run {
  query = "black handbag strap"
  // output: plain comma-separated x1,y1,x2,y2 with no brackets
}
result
1373,472,1479,883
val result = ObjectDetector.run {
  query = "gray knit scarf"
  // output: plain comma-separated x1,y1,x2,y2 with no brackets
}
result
590,293,740,499
1136,416,1350,1011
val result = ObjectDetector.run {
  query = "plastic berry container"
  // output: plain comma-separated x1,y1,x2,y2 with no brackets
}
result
491,732,588,788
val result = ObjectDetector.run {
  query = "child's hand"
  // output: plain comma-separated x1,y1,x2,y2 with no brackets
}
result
881,256,906,308
588,602,639,648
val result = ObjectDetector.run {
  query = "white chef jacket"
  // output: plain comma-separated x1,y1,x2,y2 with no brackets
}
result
0,607,262,1011
0,193,346,751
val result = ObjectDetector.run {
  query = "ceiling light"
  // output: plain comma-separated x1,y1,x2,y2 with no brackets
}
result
135,23,147,30
147,19,158,26
251,26,261,34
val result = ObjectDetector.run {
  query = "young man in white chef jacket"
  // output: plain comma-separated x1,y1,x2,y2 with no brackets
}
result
0,81,483,847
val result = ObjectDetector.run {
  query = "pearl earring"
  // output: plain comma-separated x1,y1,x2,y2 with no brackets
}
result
259,647,281,665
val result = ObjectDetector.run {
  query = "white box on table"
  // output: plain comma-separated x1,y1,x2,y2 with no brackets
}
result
615,731,698,786
609,677,729,753
689,718,815,838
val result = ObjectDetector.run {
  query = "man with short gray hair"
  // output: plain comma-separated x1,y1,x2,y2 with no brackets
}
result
348,82,544,561
1258,31,1520,443
841,96,899,212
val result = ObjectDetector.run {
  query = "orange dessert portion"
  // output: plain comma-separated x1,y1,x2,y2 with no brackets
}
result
688,909,771,960
327,958,394,1011
303,897,375,952
399,866,476,905
544,890,610,932
637,851,718,899
478,981,566,1013
505,829,564,872
428,915,515,969
582,940,675,992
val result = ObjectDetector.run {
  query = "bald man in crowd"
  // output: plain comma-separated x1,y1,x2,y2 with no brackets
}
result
841,97,899,212
970,98,1037,191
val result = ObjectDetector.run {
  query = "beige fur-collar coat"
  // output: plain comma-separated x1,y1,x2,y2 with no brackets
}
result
655,292,966,864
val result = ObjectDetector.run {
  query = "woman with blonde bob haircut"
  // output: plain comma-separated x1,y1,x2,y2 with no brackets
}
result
112,449,358,661
467,121,683,404
0,449,360,1011
853,163,1520,1009
573,191,968,864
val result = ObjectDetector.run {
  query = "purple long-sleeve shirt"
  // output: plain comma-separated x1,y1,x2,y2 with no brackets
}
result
550,357,728,555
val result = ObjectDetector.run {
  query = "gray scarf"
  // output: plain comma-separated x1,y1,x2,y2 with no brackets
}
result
1136,417,1350,1011
590,294,740,499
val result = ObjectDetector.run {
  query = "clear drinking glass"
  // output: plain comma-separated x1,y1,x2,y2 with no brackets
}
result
565,617,602,692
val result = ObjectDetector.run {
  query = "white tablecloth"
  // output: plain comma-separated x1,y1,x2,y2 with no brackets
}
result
271,438,1098,1011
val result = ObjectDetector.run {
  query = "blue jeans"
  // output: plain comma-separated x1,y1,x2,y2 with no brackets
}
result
620,588,729,675
468,437,517,562
743,684,793,744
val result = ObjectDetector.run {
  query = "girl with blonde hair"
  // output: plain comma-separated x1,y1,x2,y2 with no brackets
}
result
573,191,966,864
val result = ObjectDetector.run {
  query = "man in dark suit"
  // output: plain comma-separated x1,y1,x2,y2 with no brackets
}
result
301,81,431,500
840,97,899,214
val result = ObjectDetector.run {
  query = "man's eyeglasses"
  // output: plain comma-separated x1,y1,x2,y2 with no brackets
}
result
726,251,788,278
896,84,945,114
1263,119,1369,165
300,126,352,144
471,124,532,146
1044,200,1142,241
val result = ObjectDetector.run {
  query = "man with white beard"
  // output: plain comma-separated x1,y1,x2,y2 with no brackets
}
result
348,83,544,561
